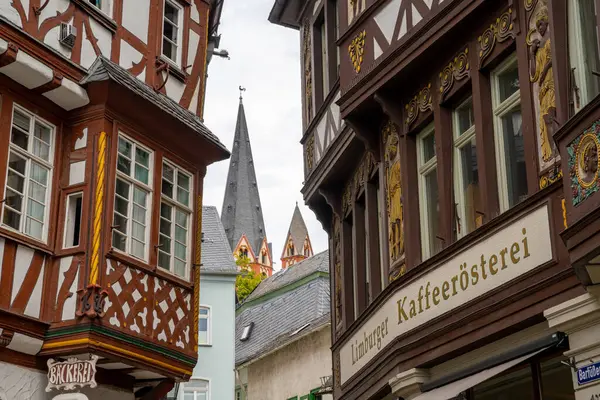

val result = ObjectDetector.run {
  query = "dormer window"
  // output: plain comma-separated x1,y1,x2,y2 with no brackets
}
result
162,0,183,65
240,322,254,341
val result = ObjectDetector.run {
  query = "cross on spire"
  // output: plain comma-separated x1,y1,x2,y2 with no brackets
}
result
239,86,246,103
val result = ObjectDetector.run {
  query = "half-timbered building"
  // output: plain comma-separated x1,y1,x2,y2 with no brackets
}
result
0,0,228,399
270,0,600,399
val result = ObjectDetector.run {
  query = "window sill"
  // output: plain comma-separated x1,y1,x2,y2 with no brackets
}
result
0,226,53,255
157,56,188,84
198,343,212,347
107,249,193,290
70,0,117,33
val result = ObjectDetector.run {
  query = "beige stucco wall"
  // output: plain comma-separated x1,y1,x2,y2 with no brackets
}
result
247,326,332,399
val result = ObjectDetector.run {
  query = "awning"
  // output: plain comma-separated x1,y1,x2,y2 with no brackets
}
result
412,346,551,400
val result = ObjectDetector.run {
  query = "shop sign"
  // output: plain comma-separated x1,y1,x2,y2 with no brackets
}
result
46,355,99,392
339,205,553,384
578,362,600,385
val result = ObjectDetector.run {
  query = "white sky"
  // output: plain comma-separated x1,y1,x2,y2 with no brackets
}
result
202,0,329,270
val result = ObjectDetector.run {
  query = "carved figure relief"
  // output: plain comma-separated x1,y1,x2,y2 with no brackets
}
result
527,1,559,174
383,120,406,280
478,9,516,67
349,30,366,73
303,22,314,122
348,0,366,26
568,120,600,206
306,135,315,173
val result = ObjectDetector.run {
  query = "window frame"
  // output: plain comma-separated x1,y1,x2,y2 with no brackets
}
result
491,54,524,213
452,97,477,239
417,123,438,260
158,158,194,279
161,0,184,67
1,103,56,244
88,0,112,17
112,133,154,262
198,305,211,346
62,191,84,249
182,377,210,400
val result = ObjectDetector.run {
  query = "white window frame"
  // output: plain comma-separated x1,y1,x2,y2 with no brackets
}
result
491,54,522,213
161,0,184,67
88,0,112,18
63,192,84,249
112,133,153,262
568,0,600,113
417,123,437,260
1,104,55,243
452,97,477,240
198,305,211,346
158,158,193,279
182,377,210,400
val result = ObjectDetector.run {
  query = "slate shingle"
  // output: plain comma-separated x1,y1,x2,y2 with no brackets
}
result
201,206,237,274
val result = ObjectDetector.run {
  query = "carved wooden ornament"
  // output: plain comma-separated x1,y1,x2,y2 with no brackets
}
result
46,355,99,392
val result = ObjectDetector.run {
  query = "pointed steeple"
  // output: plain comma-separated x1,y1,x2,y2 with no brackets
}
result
221,94,268,257
280,203,313,269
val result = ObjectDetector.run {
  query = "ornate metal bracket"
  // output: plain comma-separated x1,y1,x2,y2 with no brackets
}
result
76,284,108,319
154,60,170,92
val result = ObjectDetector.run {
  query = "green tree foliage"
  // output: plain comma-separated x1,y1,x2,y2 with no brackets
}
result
235,256,266,302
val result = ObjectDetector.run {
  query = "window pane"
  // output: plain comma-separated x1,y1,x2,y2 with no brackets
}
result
118,137,132,157
178,172,190,191
28,181,46,203
456,100,474,135
8,152,27,176
112,231,126,251
27,199,45,221
11,127,28,151
541,357,575,400
116,179,130,199
5,188,23,211
425,169,440,255
13,110,30,132
175,225,187,243
175,209,187,227
422,133,436,162
33,122,51,143
135,147,150,168
113,213,128,234
164,21,178,42
114,196,128,216
164,3,178,24
177,187,189,206
131,239,145,259
132,204,146,223
160,219,172,236
30,163,48,186
497,63,520,102
574,0,600,107
32,138,50,161
117,155,131,175
158,251,171,269
132,221,145,241
198,330,208,345
135,164,149,185
133,187,147,207
183,393,194,400
3,208,20,230
199,308,209,316
25,217,43,239
500,107,527,208
163,40,176,61
162,164,174,197
456,136,480,236
175,242,186,259
7,170,25,193
174,258,186,277
199,318,208,332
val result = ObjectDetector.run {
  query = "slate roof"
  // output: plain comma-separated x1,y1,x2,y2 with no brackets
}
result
220,98,268,253
201,206,237,274
235,263,330,366
281,203,310,258
245,250,329,302
80,56,228,155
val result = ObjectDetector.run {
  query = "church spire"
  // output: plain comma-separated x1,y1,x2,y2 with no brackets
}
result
221,92,269,265
280,203,313,269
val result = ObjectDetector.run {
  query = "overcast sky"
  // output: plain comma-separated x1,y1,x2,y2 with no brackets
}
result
202,0,329,269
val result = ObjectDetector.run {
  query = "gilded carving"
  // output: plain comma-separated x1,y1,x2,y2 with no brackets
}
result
527,1,560,172
539,164,562,189
561,198,567,229
439,48,470,101
305,135,315,172
478,9,515,66
348,0,366,26
342,181,353,217
568,120,600,206
303,22,313,122
349,30,366,73
405,83,432,128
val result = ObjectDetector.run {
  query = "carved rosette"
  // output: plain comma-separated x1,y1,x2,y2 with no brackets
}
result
348,30,366,73
405,84,432,128
478,9,515,66
305,135,315,173
439,48,470,101
568,120,600,206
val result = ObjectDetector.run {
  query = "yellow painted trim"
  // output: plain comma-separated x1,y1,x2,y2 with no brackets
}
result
90,131,107,284
42,338,193,376
193,194,202,351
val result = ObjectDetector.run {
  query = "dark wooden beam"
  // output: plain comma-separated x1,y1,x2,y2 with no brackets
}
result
345,116,381,162
374,92,405,134
365,180,382,299
140,379,174,400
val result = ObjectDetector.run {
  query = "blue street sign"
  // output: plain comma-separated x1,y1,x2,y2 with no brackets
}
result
578,362,600,385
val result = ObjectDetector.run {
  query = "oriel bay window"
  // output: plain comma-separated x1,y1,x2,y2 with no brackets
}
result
453,98,480,239
112,135,153,261
2,105,54,242
417,124,440,260
568,0,600,113
158,160,193,278
491,56,526,212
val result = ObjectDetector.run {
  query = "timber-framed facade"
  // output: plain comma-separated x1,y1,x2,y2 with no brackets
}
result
0,0,228,399
270,0,600,399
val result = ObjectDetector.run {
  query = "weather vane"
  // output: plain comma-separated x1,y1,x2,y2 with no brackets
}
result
239,86,246,100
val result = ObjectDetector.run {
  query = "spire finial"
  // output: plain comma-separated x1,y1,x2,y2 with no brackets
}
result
239,86,246,103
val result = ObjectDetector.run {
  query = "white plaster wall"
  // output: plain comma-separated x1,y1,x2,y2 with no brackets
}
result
164,73,185,104
247,327,332,399
187,30,200,69
0,361,134,400
122,0,150,44
80,20,112,69
119,40,144,71
40,0,72,58
188,79,200,113
0,0,24,28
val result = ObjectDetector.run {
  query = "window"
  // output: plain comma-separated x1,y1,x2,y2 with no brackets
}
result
162,0,183,65
2,106,55,242
158,160,192,278
198,306,210,345
453,98,480,239
492,56,527,212
240,322,253,341
63,192,83,248
182,379,209,400
288,243,294,256
568,0,600,113
112,135,152,261
239,248,248,258
87,0,112,16
417,124,440,259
